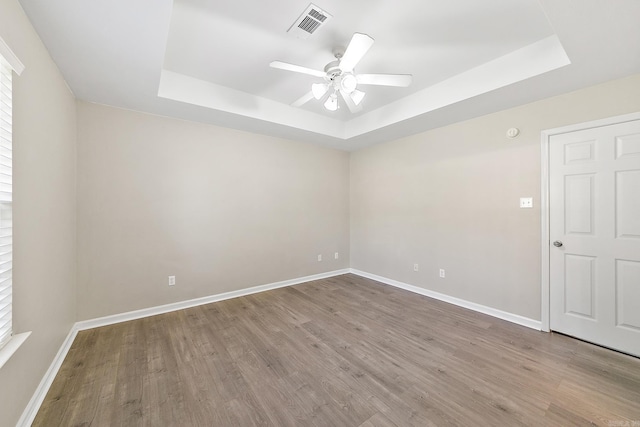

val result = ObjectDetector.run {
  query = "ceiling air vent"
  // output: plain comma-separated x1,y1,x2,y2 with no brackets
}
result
288,4,332,39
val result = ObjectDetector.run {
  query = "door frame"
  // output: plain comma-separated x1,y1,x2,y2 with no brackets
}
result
540,111,640,332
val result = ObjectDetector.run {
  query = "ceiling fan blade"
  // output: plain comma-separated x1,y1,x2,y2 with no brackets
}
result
340,89,362,114
339,33,374,72
356,74,412,87
270,61,326,78
291,91,315,108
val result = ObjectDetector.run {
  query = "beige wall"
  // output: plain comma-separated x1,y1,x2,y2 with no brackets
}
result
1,0,639,419
0,0,77,425
76,102,350,320
350,73,640,321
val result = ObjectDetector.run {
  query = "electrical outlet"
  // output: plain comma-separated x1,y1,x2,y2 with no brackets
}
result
318,254,322,262
414,263,419,272
334,252,339,259
519,197,533,208
439,269,445,278
168,275,176,286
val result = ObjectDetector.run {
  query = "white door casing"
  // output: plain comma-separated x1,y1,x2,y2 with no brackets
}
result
545,115,640,357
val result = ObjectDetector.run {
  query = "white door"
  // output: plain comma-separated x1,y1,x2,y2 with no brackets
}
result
550,118,640,357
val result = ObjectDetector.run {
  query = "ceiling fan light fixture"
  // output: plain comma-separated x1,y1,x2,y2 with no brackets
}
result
271,32,411,114
324,92,338,111
312,83,328,100
350,89,365,106
340,73,357,93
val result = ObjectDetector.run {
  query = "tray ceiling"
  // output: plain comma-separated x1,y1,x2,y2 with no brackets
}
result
17,0,640,150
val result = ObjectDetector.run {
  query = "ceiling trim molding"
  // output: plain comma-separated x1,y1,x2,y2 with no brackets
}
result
159,36,570,141
345,35,570,138
158,69,345,138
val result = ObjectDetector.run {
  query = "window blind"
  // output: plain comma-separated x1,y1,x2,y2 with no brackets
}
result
0,55,12,350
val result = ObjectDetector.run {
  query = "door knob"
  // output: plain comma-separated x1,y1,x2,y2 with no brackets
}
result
553,241,563,247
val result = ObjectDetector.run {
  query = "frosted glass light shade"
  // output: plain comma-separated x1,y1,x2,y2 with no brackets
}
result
351,89,365,105
312,83,328,100
340,74,357,93
324,93,338,111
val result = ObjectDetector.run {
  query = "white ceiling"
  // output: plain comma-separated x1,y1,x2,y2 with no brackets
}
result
16,0,640,150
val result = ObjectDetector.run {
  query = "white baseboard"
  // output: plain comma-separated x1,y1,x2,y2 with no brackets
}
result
349,269,542,331
17,327,78,427
75,269,350,331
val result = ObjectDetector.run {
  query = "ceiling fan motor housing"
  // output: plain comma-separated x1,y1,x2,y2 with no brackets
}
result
324,60,341,79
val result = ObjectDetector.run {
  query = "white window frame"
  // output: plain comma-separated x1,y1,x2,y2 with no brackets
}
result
0,36,29,370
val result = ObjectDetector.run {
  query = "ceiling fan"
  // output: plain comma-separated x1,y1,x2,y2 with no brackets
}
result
270,33,412,113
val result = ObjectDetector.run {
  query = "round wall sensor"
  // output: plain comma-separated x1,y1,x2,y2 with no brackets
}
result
506,128,520,138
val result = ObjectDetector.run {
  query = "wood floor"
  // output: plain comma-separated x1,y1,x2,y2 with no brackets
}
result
35,274,640,426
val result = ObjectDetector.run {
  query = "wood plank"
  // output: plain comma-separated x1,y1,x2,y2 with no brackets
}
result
34,274,640,426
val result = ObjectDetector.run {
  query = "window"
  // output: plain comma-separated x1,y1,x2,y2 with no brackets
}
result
0,53,12,351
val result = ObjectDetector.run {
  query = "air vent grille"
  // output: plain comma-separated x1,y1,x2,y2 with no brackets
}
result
298,16,322,34
288,4,332,39
308,8,328,22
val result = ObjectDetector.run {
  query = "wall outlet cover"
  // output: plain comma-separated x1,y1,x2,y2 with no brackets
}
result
519,197,533,208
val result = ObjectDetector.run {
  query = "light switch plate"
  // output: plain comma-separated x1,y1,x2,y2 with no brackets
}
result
520,197,533,208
